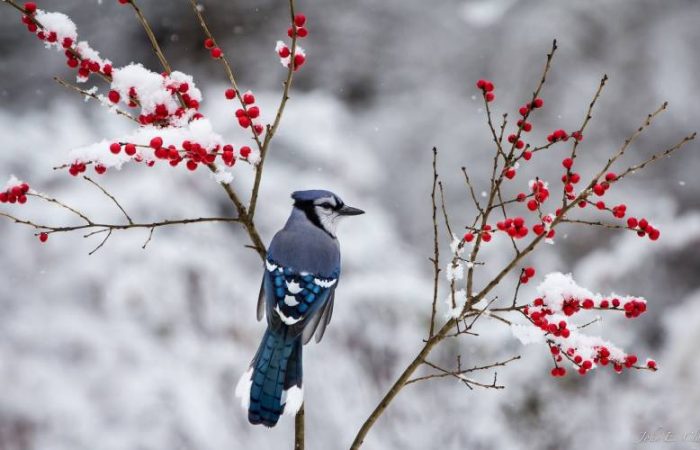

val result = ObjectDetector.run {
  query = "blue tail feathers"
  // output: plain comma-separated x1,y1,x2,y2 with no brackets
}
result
238,328,303,427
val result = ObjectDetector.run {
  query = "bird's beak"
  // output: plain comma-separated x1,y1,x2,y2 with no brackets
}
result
338,205,365,216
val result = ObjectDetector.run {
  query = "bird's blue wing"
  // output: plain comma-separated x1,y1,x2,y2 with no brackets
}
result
260,257,338,338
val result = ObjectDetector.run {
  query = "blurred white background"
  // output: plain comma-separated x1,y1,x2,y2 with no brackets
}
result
1,0,699,449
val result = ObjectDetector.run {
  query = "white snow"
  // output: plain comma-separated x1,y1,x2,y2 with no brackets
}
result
446,261,464,281
282,385,304,416
510,323,545,345
444,289,467,319
34,11,78,43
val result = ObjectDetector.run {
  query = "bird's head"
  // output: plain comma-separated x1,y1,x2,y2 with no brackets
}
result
291,190,364,237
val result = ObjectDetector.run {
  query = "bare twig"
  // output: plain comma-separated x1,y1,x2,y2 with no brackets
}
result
429,147,440,338
54,77,139,123
249,0,300,219
83,176,133,224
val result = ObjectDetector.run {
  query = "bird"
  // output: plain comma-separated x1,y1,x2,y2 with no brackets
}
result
235,189,364,427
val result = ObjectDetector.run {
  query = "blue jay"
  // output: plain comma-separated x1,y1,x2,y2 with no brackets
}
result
235,190,364,427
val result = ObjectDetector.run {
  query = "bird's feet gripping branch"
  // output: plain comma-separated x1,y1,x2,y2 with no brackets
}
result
235,190,364,427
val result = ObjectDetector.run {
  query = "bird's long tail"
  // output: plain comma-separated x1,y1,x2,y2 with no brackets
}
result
235,328,304,427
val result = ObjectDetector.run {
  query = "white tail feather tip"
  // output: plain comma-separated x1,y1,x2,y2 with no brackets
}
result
281,385,304,416
234,368,253,410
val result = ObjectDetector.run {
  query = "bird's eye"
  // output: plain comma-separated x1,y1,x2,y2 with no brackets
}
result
320,203,333,209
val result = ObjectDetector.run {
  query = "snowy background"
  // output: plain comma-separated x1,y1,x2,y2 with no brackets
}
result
1,0,699,449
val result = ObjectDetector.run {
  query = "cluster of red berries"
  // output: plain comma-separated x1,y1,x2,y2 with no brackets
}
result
230,91,264,135
287,14,309,39
626,217,660,241
463,224,492,244
520,266,536,284
532,214,556,239
551,345,637,377
203,38,223,59
496,216,529,239
277,43,307,71
518,97,544,117
0,182,30,204
526,302,572,338
523,294,652,376
20,6,113,82
525,179,550,212
475,79,495,102
547,129,569,143
507,133,526,150
68,162,88,176
96,137,250,174
109,79,200,126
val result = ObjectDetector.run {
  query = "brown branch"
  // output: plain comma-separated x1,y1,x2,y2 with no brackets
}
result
187,0,265,154
461,166,484,216
405,355,520,386
428,147,440,338
127,0,172,74
249,0,299,219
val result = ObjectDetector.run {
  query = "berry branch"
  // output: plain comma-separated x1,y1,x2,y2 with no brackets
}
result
1,1,310,445
349,41,694,449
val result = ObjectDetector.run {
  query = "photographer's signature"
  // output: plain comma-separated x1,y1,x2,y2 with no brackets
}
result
638,427,700,444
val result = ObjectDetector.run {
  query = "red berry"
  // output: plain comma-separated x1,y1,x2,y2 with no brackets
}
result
296,27,308,38
39,232,48,242
124,143,137,156
225,88,236,100
238,116,251,128
464,232,474,243
484,81,494,92
524,267,535,278
95,164,107,175
278,46,291,58
239,146,252,158
24,2,36,14
243,93,255,105
108,90,120,103
293,54,306,69
247,106,260,118
186,160,198,171
647,360,657,370
582,299,594,309
605,172,617,182
519,106,529,116
294,13,307,27
150,137,163,149
109,142,121,154
482,232,492,242
253,124,264,135
562,158,573,169
527,199,538,211
522,151,532,161
210,47,222,59
204,38,215,49
485,92,495,102
532,98,544,108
